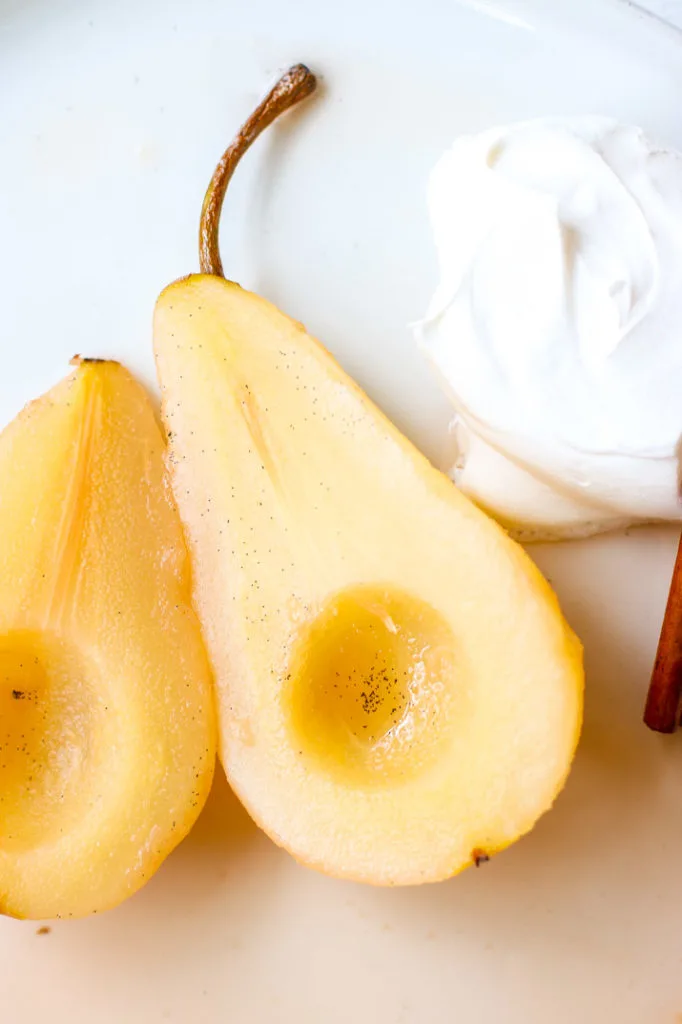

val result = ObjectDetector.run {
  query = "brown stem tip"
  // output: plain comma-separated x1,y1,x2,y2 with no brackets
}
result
644,532,682,733
199,63,317,279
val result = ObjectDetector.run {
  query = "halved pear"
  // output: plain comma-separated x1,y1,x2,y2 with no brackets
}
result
153,66,583,884
0,360,215,918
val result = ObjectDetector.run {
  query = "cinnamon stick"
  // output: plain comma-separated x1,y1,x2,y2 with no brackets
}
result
644,532,682,732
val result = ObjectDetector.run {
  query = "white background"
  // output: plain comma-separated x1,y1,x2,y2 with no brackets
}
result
639,0,682,26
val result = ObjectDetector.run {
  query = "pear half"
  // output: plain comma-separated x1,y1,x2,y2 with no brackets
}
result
153,66,583,884
0,360,215,918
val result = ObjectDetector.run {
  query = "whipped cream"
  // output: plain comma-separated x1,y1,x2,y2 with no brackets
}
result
417,117,682,539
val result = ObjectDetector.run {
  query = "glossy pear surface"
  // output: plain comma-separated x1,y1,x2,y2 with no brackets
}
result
0,360,215,918
154,275,583,884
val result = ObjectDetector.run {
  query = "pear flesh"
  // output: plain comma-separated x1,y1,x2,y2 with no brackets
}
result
0,360,215,918
154,275,583,885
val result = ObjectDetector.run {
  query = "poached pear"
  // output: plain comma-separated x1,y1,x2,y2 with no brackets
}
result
153,65,583,884
0,360,215,918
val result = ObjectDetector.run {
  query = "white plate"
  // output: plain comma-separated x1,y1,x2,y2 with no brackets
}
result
2,1,682,1021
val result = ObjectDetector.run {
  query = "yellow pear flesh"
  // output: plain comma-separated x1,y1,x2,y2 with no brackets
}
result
0,360,215,919
154,275,583,885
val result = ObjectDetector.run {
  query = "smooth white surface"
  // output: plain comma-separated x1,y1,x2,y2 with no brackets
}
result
1,1,682,1022
418,116,682,537
636,0,682,29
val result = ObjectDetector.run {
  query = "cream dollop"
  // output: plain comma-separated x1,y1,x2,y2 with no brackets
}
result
417,117,682,539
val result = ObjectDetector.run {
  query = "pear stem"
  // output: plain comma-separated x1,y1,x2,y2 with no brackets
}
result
199,64,317,278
